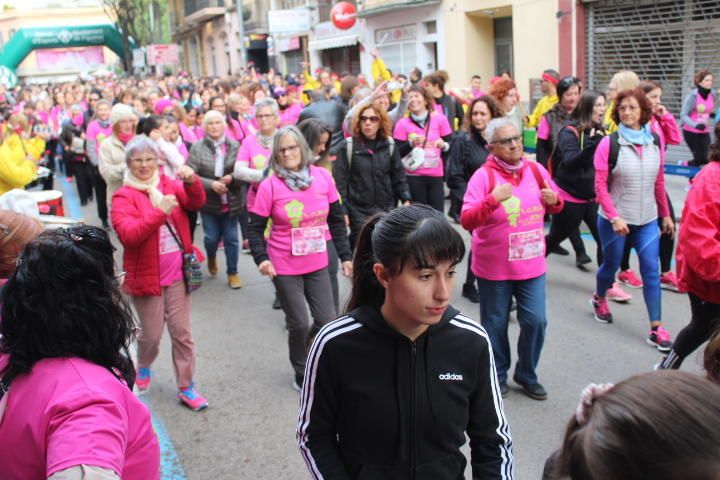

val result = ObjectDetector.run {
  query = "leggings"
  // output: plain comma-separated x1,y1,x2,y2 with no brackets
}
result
596,217,661,323
407,175,444,212
545,201,601,264
660,293,720,369
683,130,711,167
464,249,476,289
621,192,675,273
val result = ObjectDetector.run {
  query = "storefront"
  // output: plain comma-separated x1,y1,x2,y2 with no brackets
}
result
308,21,361,75
276,35,306,76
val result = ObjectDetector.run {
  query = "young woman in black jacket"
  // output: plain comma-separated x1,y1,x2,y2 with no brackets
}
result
297,204,514,480
333,103,411,248
447,95,502,303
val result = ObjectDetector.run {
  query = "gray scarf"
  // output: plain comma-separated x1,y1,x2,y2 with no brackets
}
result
410,111,429,126
275,165,313,192
257,131,274,149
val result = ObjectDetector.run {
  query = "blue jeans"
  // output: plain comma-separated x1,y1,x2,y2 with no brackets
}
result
596,217,661,323
201,212,239,275
476,274,547,385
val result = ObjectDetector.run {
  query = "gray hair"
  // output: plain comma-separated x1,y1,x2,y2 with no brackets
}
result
485,118,519,144
269,125,312,171
125,134,159,166
254,97,279,116
202,109,226,130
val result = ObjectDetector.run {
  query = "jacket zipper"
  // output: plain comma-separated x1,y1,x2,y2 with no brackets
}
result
409,341,417,479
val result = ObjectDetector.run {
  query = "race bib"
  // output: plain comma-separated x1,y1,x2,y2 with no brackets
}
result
422,147,441,169
508,229,544,261
159,225,181,255
291,226,327,256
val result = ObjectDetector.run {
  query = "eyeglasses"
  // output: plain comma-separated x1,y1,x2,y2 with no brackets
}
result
360,115,380,123
279,144,300,155
129,156,158,164
256,113,276,120
492,135,522,147
90,97,100,102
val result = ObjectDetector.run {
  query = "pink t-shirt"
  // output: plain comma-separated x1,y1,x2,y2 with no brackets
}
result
684,91,714,134
86,120,113,155
536,117,551,140
158,224,184,287
462,162,560,281
0,355,160,480
226,118,249,144
250,166,339,275
237,134,272,209
279,103,303,127
393,112,452,178
179,122,198,144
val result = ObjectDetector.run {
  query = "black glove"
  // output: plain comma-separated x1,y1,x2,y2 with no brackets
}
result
696,123,706,131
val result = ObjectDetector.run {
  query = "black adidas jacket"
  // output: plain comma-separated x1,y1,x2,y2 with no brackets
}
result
297,305,514,480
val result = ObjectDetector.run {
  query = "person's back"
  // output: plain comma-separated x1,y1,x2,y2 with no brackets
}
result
299,90,347,154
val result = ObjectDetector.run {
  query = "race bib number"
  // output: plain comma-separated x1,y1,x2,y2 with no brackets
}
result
508,229,544,261
159,226,181,255
422,148,441,169
291,226,327,256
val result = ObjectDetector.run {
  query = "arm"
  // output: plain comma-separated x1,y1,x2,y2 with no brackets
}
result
158,139,186,171
538,165,565,215
86,138,99,166
187,147,216,192
246,211,270,266
388,141,411,202
111,190,168,248
174,175,206,212
332,140,350,210
460,169,503,231
98,140,126,184
0,141,37,188
25,137,46,160
371,57,392,83
654,148,670,218
657,112,682,146
680,92,698,128
525,98,545,128
388,95,408,124
328,201,352,262
48,465,120,479
446,134,467,192
593,136,619,220
680,196,720,281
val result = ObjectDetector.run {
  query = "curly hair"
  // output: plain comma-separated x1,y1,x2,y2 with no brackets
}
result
463,95,502,137
487,78,517,103
351,102,393,140
0,226,137,389
611,88,653,126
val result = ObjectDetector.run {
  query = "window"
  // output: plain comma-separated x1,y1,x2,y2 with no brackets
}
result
378,43,416,77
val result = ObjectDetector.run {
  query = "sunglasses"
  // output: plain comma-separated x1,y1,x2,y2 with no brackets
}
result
558,76,581,89
360,115,380,123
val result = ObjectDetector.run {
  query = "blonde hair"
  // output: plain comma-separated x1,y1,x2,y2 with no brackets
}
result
610,70,640,91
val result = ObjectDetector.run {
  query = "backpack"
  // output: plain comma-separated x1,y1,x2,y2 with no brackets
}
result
547,125,580,177
607,131,661,174
346,137,395,169
482,160,546,193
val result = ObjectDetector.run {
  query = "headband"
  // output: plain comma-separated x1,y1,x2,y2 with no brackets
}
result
542,72,560,85
575,382,614,426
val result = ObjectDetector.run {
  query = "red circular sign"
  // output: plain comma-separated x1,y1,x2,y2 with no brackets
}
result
331,1,357,30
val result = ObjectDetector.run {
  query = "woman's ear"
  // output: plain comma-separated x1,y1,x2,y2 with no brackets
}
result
373,262,390,289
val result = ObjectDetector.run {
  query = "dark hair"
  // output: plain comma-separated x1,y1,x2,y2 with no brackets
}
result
611,88,653,126
572,90,606,133
695,69,712,86
136,114,165,135
0,226,137,389
427,73,446,92
463,95,502,138
407,84,435,110
638,80,662,94
471,75,481,81
297,118,332,165
557,76,582,101
208,95,225,111
351,102,393,140
710,124,720,163
555,371,720,480
340,75,359,103
704,328,720,382
346,205,465,311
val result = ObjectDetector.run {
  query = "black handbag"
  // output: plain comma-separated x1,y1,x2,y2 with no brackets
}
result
165,221,203,293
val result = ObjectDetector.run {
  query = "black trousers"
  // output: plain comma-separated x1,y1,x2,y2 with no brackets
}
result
71,159,93,205
660,293,720,369
683,130,711,167
621,192,675,273
407,175,444,212
90,165,108,223
545,201,601,264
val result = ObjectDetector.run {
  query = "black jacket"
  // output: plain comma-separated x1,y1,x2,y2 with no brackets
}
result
334,136,411,220
297,305,514,480
435,93,464,132
298,99,348,155
447,131,490,199
553,123,605,200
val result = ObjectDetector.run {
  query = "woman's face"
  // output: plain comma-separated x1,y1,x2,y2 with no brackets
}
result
238,96,251,114
561,85,581,113
488,124,523,164
128,150,158,181
607,81,618,102
253,89,266,102
210,97,226,113
64,92,75,106
618,96,642,129
646,88,662,112
277,133,302,171
204,116,225,139
256,106,279,135
376,259,456,329
592,96,607,124
313,131,330,157
503,89,518,110
699,74,713,89
167,122,180,143
116,118,135,135
407,91,427,114
159,120,172,141
96,103,110,121
200,90,211,103
471,101,492,132
359,107,381,140
377,94,390,112
185,109,197,125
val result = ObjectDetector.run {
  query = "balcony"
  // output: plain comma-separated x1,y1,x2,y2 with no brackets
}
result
184,0,225,24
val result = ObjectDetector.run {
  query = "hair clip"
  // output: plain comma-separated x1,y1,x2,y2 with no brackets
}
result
0,224,10,236
575,382,614,426
70,234,83,243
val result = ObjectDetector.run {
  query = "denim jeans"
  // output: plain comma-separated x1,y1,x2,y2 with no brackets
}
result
201,211,239,275
476,274,547,385
596,217,661,323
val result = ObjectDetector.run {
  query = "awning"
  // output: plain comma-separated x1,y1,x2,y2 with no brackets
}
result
308,34,358,50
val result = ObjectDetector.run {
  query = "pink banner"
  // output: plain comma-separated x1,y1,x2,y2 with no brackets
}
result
36,46,106,71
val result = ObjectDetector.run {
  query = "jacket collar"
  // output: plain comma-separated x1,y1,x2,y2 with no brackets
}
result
349,303,459,340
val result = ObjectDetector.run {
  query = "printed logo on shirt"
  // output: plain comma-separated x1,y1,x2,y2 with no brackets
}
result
284,199,305,228
438,373,464,381
502,195,521,227
252,154,267,170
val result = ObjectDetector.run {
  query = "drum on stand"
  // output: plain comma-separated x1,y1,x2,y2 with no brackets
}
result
28,190,64,216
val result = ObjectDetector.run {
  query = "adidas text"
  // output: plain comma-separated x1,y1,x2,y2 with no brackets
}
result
438,373,463,381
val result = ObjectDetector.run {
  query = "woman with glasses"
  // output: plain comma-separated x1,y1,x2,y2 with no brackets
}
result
461,118,563,400
334,103,411,248
0,225,161,479
112,135,208,411
247,126,352,391
393,85,453,212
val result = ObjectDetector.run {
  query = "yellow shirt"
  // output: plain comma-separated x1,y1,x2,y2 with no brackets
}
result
526,95,558,128
0,134,39,194
371,58,401,105
604,101,618,133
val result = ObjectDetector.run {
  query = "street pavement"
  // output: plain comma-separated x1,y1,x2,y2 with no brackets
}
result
66,173,700,480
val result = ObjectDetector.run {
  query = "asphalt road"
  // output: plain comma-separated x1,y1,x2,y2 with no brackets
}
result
66,173,699,480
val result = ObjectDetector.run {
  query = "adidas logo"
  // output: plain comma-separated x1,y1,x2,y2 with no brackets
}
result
438,373,463,381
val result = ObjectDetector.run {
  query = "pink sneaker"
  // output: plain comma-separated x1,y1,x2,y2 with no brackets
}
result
136,367,151,393
647,325,672,352
660,271,680,292
590,294,613,323
606,282,632,303
178,383,208,411
617,269,643,288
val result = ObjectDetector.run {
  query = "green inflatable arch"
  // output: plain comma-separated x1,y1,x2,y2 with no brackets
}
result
0,24,134,71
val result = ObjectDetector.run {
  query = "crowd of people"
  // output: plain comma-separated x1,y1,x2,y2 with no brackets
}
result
0,57,718,479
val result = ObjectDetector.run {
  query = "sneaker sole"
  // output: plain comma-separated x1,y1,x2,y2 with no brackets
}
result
179,398,209,411
660,283,680,292
646,338,672,353
618,280,644,289
607,296,631,304
136,386,151,395
292,381,302,392
589,299,613,324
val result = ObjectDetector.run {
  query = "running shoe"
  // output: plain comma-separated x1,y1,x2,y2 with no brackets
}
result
575,253,592,269
617,269,643,288
178,384,208,411
292,373,303,392
606,282,632,303
647,326,673,352
660,271,680,292
136,367,152,393
207,257,218,276
462,283,480,303
590,294,613,323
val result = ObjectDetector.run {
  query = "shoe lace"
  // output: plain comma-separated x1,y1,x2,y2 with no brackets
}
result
655,326,671,342
595,296,610,314
138,368,151,379
181,387,199,400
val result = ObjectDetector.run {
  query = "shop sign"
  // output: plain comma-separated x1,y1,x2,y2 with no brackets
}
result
276,36,301,52
146,44,180,66
269,9,311,34
330,2,357,30
314,21,360,39
375,24,417,45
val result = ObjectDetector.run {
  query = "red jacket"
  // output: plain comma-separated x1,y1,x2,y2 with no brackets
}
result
676,161,720,304
111,174,206,297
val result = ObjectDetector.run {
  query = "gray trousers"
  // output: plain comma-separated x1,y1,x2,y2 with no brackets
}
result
274,267,337,377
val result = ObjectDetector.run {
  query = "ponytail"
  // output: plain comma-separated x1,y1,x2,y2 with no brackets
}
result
345,213,386,312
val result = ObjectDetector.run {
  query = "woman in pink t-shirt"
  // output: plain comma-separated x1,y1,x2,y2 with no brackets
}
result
393,85,453,212
680,70,715,167
247,125,353,390
0,225,160,480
